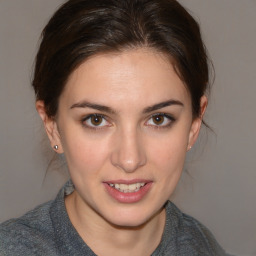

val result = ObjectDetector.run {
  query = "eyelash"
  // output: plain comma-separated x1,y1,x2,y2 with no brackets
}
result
145,113,176,129
81,113,176,130
81,114,111,130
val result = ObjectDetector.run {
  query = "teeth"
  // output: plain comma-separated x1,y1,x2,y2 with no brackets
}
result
129,184,136,191
119,184,127,191
108,182,146,193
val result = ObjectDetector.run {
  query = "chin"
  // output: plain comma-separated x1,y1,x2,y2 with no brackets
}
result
102,205,164,229
107,216,150,229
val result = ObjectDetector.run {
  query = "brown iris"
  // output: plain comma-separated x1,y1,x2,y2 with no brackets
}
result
91,115,103,126
152,115,165,125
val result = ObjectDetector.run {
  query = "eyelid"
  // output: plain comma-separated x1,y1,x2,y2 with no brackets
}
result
81,114,112,129
145,113,176,128
80,112,175,130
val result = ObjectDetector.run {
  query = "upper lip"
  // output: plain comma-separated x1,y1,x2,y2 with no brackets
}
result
103,179,152,185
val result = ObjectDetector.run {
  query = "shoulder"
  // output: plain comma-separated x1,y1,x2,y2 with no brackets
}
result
164,201,227,256
0,200,57,255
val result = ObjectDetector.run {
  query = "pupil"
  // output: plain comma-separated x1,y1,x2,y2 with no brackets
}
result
154,115,164,125
92,115,102,125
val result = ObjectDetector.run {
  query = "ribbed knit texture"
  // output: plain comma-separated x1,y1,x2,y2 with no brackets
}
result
0,180,228,255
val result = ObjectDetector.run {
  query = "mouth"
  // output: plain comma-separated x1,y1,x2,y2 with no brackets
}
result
103,180,153,203
108,182,146,193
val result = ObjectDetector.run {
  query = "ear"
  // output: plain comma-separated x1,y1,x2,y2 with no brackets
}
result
187,95,208,151
36,101,64,153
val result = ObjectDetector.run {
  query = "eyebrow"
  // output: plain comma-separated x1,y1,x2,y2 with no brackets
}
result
70,99,184,114
70,101,115,114
143,99,184,113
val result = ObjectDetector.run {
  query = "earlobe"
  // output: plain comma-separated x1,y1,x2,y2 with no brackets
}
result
199,95,208,118
187,95,208,150
187,117,201,151
35,101,64,153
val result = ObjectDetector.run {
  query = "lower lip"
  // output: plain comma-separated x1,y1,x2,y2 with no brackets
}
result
103,182,153,203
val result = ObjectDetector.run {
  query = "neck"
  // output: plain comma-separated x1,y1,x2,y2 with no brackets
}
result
65,191,166,256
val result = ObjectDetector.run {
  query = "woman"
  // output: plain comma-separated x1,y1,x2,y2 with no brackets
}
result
0,0,228,255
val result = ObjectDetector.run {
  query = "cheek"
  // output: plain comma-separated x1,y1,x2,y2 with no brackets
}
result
60,128,111,175
147,130,188,175
149,135,188,199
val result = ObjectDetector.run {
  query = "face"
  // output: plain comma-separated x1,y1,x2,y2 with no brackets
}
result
38,48,205,227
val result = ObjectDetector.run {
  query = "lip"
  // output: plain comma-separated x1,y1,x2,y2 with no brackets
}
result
103,179,153,203
104,179,151,185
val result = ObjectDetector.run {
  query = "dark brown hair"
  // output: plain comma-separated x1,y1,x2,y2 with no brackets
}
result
32,0,210,118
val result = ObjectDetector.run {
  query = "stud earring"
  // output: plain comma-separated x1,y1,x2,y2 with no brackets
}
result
53,145,58,150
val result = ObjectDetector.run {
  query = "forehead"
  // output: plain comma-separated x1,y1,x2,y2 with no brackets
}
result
60,48,191,109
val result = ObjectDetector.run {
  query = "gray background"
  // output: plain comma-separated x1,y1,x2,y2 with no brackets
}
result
0,1,255,255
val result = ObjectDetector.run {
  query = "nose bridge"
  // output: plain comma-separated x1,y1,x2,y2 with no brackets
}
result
111,124,146,173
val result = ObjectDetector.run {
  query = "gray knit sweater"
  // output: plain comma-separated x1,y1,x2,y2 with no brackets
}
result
0,180,227,255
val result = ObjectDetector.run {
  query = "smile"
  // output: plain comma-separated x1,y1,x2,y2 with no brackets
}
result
108,183,146,193
103,180,153,203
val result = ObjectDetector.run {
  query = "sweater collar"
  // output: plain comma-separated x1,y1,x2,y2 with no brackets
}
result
50,180,96,255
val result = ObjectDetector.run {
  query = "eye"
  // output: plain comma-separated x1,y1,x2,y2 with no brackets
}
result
145,113,175,128
82,114,110,129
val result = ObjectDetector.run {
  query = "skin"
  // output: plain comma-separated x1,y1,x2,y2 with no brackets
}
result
37,48,207,256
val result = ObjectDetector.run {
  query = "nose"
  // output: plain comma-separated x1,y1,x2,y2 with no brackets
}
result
110,127,147,173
